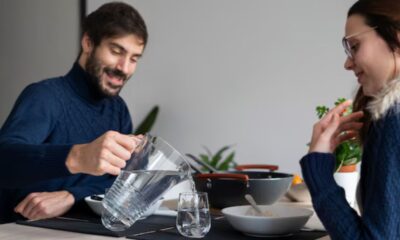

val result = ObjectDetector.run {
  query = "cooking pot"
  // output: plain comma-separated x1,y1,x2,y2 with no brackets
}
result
188,157,293,209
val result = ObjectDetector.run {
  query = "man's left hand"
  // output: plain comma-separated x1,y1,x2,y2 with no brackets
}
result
14,191,75,220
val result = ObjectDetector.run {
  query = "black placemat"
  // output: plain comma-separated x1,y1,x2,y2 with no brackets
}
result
129,230,328,240
139,215,177,226
16,215,176,237
127,218,328,240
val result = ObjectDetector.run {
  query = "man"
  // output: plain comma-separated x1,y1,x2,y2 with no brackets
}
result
0,2,147,223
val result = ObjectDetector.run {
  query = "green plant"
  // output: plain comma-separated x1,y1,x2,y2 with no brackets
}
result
316,98,362,171
187,145,237,171
134,105,159,135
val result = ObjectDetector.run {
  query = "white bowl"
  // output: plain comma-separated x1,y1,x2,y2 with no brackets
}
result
221,205,313,237
85,194,105,216
285,182,312,202
84,195,163,218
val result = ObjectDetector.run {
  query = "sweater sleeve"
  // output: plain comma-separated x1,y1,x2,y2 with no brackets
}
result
64,175,115,202
301,153,364,240
301,115,400,240
0,83,72,188
65,99,132,202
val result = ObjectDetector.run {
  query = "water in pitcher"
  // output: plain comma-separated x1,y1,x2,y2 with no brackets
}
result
102,170,187,231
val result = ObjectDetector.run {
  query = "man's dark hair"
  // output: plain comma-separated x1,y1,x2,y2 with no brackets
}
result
82,2,148,47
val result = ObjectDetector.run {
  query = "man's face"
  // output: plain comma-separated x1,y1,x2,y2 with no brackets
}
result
85,34,144,97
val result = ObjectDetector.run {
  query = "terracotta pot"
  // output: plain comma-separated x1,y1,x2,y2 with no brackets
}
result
338,164,357,172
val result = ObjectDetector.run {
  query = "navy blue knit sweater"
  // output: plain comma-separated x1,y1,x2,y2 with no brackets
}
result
301,102,400,239
0,63,133,223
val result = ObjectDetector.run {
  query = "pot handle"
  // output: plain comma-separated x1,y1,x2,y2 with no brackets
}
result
195,173,249,182
235,164,279,171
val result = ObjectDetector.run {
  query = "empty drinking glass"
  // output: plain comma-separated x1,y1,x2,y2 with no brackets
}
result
176,192,211,238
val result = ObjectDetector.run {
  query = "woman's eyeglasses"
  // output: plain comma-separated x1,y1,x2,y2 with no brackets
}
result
342,27,377,59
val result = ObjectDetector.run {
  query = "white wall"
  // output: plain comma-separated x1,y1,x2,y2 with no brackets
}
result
0,1,358,177
88,0,358,175
0,0,80,124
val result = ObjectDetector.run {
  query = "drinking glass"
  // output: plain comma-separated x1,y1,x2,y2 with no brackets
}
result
176,192,211,238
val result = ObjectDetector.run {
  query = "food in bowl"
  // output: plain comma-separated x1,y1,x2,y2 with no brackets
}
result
222,205,313,237
291,174,304,185
85,194,163,218
244,206,278,217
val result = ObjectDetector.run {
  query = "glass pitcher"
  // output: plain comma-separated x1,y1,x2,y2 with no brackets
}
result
101,134,191,231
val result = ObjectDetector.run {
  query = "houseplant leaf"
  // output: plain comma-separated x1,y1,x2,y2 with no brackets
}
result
210,145,231,167
200,154,211,164
218,152,235,171
202,145,213,159
134,105,159,135
188,145,237,171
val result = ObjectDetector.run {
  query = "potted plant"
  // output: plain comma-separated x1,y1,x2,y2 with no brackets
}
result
316,98,361,206
186,145,237,171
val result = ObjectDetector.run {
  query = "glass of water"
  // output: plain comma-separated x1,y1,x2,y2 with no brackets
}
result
176,192,211,238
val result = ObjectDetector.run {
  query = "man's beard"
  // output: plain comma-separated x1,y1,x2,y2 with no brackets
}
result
85,51,129,98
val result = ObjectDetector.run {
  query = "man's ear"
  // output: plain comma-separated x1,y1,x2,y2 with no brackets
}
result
81,33,93,54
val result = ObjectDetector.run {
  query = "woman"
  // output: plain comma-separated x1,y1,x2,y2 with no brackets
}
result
301,0,400,239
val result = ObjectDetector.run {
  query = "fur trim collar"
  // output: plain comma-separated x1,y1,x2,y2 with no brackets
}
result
368,76,400,120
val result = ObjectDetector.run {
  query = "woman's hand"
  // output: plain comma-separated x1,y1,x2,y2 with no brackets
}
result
309,100,364,153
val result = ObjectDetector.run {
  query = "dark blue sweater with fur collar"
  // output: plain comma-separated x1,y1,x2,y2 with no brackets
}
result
301,78,400,239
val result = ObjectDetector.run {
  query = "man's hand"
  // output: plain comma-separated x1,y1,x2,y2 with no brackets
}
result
14,191,75,220
66,131,143,176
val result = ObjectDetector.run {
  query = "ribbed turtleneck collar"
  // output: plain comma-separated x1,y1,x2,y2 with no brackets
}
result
65,62,109,104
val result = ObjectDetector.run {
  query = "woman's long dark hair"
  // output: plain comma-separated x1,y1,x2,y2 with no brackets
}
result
348,0,400,143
